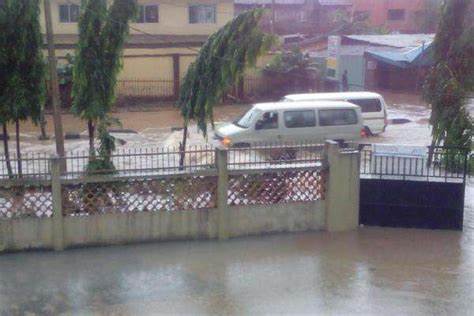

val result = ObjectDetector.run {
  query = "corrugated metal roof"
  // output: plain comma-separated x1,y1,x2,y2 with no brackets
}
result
235,0,352,4
234,0,306,5
344,34,435,48
366,43,434,68
318,0,352,5
44,34,209,48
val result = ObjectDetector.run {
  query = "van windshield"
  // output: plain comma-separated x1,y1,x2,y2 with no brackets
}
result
233,108,259,128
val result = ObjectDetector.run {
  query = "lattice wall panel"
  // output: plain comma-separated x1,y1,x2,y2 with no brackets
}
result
228,169,325,206
63,176,218,216
0,185,53,219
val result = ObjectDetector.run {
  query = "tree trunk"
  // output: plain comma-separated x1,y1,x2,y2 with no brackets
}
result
179,125,188,170
88,119,95,158
15,120,22,178
2,124,13,179
427,138,437,168
39,105,48,140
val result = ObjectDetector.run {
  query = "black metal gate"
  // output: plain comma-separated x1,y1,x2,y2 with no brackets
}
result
359,145,470,230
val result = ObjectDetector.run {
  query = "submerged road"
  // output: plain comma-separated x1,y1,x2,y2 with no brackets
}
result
1,95,473,315
0,225,473,315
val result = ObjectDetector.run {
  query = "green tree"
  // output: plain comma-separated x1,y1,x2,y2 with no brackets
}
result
424,0,473,166
178,9,274,165
0,0,45,178
72,0,136,172
262,48,321,98
329,9,389,35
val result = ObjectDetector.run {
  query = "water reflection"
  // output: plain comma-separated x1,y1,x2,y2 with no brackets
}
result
0,227,472,314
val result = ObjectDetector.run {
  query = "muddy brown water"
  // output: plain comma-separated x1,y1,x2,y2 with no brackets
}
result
4,104,251,135
0,227,473,315
1,92,473,314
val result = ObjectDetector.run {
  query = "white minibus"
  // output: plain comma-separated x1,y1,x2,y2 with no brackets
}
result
282,92,388,135
215,101,363,147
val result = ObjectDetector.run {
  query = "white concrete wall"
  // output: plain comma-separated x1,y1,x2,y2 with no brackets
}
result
0,201,324,252
0,218,54,252
0,143,360,253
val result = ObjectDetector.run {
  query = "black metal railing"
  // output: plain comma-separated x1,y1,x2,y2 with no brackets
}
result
227,142,325,170
360,144,471,182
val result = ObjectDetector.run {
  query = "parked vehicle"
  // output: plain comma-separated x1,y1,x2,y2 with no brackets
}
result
214,101,363,147
282,91,388,135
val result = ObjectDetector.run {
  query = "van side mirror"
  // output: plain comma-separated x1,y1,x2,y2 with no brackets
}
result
255,120,264,130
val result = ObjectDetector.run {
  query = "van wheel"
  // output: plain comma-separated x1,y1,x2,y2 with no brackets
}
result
364,126,373,137
233,142,250,148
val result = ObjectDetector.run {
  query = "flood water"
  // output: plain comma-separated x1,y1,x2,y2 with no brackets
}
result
0,226,473,315
0,92,473,314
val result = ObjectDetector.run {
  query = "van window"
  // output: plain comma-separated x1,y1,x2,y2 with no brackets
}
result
319,109,358,126
284,110,316,128
347,98,382,113
257,112,279,130
234,108,258,128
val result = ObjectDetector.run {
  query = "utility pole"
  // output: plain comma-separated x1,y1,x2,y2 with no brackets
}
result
43,0,66,162
271,0,276,35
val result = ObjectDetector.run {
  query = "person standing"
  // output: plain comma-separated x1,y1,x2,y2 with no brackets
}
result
341,69,349,91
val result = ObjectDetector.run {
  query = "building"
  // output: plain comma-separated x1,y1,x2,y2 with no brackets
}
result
234,0,313,35
351,0,438,34
322,34,435,92
234,0,352,36
39,0,234,100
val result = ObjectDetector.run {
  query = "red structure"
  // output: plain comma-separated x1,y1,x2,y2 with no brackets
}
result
352,0,429,33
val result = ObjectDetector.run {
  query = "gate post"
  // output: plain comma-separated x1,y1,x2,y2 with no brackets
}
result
325,141,360,232
51,156,64,251
216,147,230,240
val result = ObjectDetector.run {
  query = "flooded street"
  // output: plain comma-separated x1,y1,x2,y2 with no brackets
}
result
0,93,473,315
0,228,473,315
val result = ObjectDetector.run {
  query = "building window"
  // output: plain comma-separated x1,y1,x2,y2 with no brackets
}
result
387,9,405,21
354,11,370,21
284,110,316,128
59,4,80,23
189,4,216,24
134,4,159,23
299,11,307,22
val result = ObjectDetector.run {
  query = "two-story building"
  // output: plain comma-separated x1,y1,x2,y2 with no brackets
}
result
351,0,440,34
40,0,234,100
234,0,353,36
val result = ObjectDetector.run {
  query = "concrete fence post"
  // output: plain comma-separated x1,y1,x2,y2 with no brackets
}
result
216,147,230,240
51,156,64,251
325,141,360,232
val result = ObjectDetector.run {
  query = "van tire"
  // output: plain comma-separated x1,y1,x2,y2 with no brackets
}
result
364,126,373,137
233,142,251,148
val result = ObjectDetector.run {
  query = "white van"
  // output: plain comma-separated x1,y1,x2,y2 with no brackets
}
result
214,101,363,147
282,92,388,135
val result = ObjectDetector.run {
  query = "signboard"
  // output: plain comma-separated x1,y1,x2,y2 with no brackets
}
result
372,144,428,158
326,36,341,79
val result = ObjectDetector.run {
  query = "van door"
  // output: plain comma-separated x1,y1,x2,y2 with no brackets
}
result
281,110,319,143
346,98,385,134
253,111,282,143
318,108,361,141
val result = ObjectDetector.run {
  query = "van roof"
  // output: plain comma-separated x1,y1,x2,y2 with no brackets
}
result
284,91,383,101
253,100,360,111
